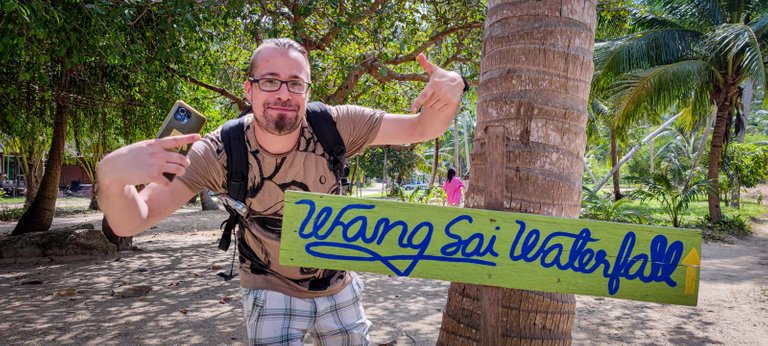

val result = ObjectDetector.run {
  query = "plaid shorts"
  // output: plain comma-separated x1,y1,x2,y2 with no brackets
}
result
241,273,370,345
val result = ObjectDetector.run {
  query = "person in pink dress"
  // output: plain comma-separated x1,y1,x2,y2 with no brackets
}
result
442,167,465,206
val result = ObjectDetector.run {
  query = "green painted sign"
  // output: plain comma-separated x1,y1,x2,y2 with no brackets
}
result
280,191,702,306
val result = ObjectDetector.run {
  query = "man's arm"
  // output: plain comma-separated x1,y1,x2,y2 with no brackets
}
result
371,54,465,146
97,134,201,237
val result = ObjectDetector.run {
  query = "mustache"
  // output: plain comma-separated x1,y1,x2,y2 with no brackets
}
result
265,100,299,110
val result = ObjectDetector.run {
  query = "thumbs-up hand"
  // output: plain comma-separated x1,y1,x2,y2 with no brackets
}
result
410,53,464,113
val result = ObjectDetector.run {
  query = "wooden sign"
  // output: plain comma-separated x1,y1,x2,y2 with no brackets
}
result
280,191,702,306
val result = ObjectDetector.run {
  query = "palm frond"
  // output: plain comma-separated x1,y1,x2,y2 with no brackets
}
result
679,178,712,207
647,0,726,27
706,23,767,89
677,82,714,132
690,82,714,129
610,60,713,131
594,29,703,91
630,10,686,31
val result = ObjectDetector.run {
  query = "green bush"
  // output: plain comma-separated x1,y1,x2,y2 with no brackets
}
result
0,207,24,222
581,188,646,224
691,214,753,242
396,185,447,205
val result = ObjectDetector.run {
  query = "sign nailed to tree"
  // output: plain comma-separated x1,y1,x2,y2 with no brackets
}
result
281,191,702,306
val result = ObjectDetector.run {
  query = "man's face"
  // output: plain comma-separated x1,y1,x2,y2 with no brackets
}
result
244,47,311,136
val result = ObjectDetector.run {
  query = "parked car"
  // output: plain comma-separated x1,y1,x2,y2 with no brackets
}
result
402,182,428,191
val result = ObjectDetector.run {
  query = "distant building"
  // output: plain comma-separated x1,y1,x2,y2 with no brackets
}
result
0,145,92,195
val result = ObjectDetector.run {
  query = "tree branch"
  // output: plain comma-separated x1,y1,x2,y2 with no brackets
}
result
369,62,429,83
130,5,150,26
166,66,246,110
327,20,481,103
387,22,483,65
328,53,376,104
591,111,684,193
304,0,386,52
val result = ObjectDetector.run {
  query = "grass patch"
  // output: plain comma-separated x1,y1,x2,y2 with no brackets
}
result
609,197,765,241
0,205,99,222
620,199,766,225
0,197,26,205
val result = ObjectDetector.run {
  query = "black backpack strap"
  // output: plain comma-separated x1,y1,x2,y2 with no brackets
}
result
217,109,250,252
305,102,350,191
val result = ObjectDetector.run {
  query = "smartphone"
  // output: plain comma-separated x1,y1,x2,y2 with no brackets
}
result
157,100,207,181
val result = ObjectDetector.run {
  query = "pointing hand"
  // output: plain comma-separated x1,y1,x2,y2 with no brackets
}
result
410,53,464,113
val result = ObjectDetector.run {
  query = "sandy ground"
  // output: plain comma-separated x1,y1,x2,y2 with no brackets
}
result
0,197,766,345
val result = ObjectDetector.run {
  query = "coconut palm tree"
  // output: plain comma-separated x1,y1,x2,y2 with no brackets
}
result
594,0,768,222
436,0,596,343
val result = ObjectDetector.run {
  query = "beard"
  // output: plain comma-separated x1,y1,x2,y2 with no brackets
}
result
254,100,303,136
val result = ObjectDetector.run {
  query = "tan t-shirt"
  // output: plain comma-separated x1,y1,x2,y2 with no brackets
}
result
178,104,384,298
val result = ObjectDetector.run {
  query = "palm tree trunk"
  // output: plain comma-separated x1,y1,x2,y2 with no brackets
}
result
649,140,654,175
610,129,622,200
454,117,461,173
462,113,472,176
437,0,595,343
429,138,440,187
707,85,735,222
12,96,69,235
382,147,388,195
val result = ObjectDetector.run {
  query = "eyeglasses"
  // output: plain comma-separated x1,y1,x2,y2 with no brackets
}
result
248,77,311,94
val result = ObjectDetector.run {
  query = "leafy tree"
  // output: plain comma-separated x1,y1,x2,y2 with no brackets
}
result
1,1,237,234
721,142,768,207
1,0,484,242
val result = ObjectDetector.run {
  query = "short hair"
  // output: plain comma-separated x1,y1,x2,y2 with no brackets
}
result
248,38,310,77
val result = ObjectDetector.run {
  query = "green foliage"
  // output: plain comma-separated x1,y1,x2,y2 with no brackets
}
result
359,147,423,185
691,214,753,241
629,169,712,227
0,207,24,222
748,110,768,135
723,143,768,188
395,184,446,205
590,0,768,222
581,188,646,224
721,142,768,206
1,1,484,202
625,146,652,180
596,0,636,41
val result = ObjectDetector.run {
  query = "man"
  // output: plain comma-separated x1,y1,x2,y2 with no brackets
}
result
97,38,465,345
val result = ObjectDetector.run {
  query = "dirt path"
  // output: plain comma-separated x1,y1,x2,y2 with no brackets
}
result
0,207,766,345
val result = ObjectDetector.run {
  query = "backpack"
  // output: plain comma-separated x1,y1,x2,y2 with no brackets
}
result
215,102,349,278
